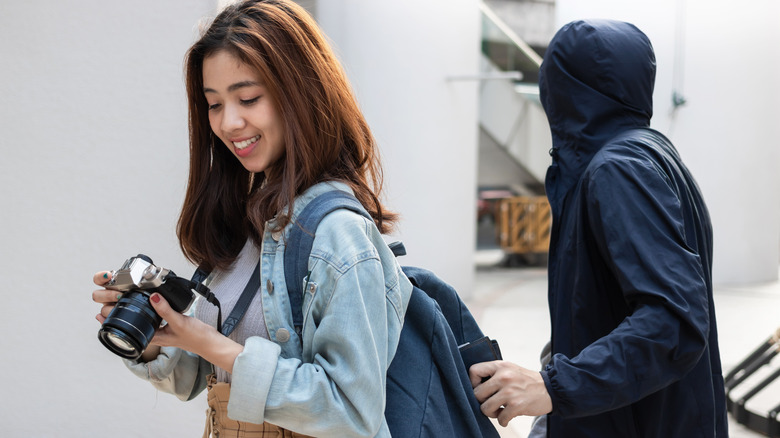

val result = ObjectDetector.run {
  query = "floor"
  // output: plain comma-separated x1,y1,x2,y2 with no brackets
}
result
466,250,780,438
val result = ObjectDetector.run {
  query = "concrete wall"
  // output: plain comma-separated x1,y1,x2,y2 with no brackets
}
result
555,0,780,285
0,0,480,435
315,0,481,294
1,1,219,436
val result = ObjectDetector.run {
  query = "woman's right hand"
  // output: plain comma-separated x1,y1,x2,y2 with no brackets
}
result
92,271,121,324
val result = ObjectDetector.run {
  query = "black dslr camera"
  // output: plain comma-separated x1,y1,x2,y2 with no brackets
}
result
98,254,201,360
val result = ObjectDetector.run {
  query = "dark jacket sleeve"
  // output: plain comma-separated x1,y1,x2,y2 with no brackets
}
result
542,155,710,418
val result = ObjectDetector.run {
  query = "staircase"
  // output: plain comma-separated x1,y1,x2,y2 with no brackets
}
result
477,1,551,196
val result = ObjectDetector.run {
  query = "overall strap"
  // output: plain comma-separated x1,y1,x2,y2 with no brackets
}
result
284,190,372,333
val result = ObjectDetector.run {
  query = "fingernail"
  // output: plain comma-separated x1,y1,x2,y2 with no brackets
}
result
151,294,160,304
116,293,122,301
103,273,108,279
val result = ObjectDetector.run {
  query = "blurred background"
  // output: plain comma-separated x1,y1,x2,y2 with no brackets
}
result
0,0,777,436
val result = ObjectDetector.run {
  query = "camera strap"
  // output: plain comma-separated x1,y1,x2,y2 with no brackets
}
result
220,262,261,337
167,272,224,333
190,261,261,338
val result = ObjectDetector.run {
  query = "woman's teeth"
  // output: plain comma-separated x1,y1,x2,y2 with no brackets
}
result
234,135,260,150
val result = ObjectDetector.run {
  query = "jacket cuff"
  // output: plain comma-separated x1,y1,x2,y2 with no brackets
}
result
227,336,281,423
540,363,561,416
123,346,183,382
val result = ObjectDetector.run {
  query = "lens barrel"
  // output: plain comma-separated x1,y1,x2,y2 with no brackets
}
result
98,290,162,360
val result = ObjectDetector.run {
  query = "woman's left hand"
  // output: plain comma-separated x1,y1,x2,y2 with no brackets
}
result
148,293,244,373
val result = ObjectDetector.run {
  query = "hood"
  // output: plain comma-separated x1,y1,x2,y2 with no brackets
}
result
540,19,656,205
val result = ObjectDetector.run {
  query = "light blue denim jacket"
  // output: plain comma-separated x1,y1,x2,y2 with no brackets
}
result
125,181,412,437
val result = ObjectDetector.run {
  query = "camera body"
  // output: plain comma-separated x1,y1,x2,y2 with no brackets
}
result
98,254,197,359
105,255,196,313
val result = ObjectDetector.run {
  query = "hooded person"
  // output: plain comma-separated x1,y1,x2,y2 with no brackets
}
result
470,19,728,437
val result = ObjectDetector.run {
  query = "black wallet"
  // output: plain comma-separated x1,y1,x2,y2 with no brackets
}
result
458,336,503,370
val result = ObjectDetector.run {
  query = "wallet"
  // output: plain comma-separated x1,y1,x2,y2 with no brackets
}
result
458,336,503,370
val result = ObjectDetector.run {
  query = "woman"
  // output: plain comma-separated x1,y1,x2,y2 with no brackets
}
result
92,1,412,436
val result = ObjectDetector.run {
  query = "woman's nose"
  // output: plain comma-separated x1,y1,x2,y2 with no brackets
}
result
221,104,246,132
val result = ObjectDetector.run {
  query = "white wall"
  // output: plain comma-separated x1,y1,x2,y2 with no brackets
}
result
0,0,480,436
316,0,481,294
0,1,215,436
556,0,780,285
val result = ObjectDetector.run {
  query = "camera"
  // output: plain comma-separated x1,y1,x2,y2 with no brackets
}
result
97,254,198,360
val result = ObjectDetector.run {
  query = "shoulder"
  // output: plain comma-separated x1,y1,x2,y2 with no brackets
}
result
316,208,374,244
309,208,383,272
287,181,390,272
586,130,673,189
582,134,687,224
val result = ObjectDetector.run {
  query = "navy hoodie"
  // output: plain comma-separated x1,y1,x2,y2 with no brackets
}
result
539,20,728,437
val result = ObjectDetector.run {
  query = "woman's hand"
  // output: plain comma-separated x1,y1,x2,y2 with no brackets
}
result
146,292,244,373
92,271,243,369
92,271,120,324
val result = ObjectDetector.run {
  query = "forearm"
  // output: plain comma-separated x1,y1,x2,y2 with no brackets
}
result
231,336,385,437
228,259,394,436
124,346,206,400
190,327,244,374
544,304,707,417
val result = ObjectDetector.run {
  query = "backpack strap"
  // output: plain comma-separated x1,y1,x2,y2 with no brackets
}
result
284,190,373,333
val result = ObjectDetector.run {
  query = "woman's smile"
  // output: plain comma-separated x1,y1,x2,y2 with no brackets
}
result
232,135,260,157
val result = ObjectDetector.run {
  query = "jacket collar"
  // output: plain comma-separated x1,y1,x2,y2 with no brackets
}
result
266,180,354,233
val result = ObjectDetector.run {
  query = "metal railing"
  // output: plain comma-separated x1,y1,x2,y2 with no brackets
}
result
479,1,543,84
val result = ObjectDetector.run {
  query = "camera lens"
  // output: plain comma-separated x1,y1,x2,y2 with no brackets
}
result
106,332,136,353
98,290,162,360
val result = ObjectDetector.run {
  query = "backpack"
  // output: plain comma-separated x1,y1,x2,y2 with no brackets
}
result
285,190,502,438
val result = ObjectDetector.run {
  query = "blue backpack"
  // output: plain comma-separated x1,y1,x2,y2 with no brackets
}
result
285,190,502,438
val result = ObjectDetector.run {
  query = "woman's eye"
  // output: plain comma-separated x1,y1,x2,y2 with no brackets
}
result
240,96,260,105
207,103,221,111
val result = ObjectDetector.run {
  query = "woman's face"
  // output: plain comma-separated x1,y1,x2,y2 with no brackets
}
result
203,50,285,174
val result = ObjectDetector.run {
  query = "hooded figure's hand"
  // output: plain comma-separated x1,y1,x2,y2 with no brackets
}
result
470,360,553,427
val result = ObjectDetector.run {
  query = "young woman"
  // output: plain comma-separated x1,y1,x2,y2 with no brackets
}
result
92,1,412,436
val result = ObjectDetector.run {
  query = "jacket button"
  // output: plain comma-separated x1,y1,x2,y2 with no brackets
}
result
266,279,274,294
271,230,282,241
276,328,290,343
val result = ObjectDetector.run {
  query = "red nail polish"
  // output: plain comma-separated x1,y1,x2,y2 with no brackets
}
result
151,294,161,304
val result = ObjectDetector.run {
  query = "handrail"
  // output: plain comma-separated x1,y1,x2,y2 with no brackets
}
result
447,72,523,82
479,1,543,69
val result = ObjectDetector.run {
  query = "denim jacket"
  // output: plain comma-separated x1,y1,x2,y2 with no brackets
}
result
125,181,412,437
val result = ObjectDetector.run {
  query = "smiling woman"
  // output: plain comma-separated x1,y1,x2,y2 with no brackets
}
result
179,0,397,271
90,1,412,437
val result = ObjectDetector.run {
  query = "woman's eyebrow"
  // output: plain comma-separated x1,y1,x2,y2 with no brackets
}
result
204,80,261,94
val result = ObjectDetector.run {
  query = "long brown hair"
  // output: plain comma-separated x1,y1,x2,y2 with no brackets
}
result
178,0,396,271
